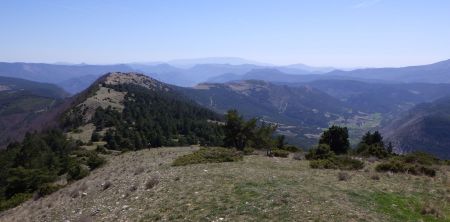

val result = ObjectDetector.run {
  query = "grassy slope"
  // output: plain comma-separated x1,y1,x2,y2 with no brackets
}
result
1,147,449,222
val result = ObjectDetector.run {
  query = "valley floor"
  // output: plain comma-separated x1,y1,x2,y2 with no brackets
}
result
1,147,449,222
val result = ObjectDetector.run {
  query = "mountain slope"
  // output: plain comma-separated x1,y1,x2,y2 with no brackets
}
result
292,80,450,118
180,80,352,146
326,59,450,83
0,76,69,98
383,97,450,159
0,77,69,146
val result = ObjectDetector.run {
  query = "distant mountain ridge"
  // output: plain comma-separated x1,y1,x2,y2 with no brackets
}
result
0,60,337,93
206,68,372,84
326,59,450,83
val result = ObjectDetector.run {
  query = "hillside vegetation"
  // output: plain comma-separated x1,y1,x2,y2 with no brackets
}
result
0,147,448,222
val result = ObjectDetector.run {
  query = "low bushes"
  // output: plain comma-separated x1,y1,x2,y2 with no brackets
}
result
403,152,439,165
0,193,32,212
145,176,160,190
305,144,334,160
354,143,390,159
292,152,304,160
271,149,290,158
375,152,440,177
35,184,63,199
67,164,90,181
375,158,437,177
172,147,243,166
243,147,255,155
86,153,106,170
280,145,301,153
310,156,364,170
337,172,350,181
306,144,364,170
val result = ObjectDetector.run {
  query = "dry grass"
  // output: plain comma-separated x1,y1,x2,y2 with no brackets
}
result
1,147,449,222
66,123,96,143
78,86,126,123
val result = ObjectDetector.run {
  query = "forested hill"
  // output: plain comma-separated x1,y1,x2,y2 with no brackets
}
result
62,72,225,149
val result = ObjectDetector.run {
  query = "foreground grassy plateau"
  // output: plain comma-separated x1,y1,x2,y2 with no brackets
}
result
1,147,449,222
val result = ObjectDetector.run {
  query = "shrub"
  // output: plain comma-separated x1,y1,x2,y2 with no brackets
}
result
67,164,89,181
271,149,290,158
354,143,390,159
370,174,381,180
305,144,334,160
243,147,255,155
72,128,83,133
35,184,62,199
145,176,160,190
354,131,391,159
310,158,336,169
375,156,437,177
86,153,106,170
102,181,112,190
72,149,92,157
421,203,441,217
281,145,301,152
404,152,439,165
310,156,364,170
172,148,243,166
0,193,33,211
134,166,145,175
96,145,110,154
91,132,101,142
319,125,350,155
338,172,350,181
292,152,304,160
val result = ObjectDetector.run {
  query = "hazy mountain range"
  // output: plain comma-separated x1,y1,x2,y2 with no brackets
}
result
2,58,450,95
1,58,450,158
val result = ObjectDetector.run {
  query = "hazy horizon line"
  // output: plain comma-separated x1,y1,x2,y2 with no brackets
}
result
1,56,449,70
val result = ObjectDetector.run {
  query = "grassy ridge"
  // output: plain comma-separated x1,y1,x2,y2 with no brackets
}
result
2,147,448,221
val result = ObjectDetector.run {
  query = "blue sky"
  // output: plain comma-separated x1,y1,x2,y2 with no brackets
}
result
1,0,450,67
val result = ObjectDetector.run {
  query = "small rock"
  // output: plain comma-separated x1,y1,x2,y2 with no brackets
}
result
81,192,87,197
122,205,129,210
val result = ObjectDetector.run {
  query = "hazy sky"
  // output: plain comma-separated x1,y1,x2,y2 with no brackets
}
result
1,0,450,67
